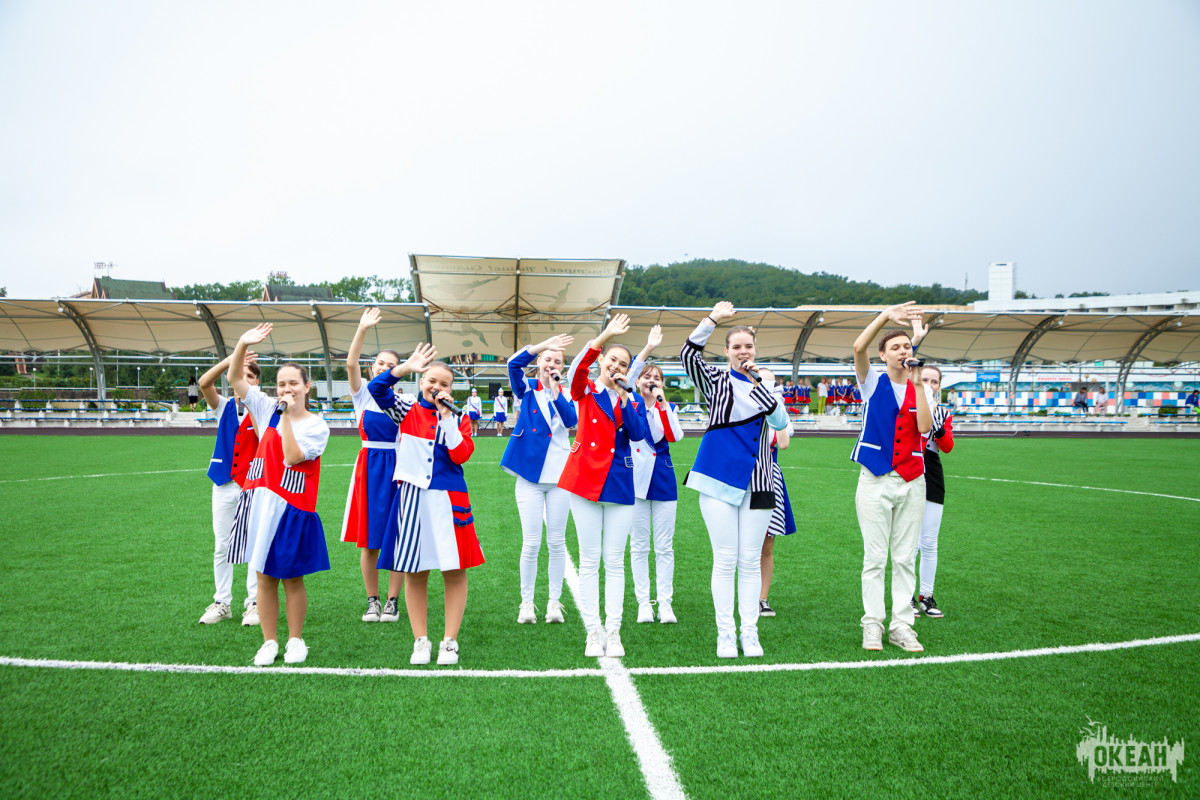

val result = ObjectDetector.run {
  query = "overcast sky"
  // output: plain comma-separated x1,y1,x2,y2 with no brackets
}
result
1,1,1198,300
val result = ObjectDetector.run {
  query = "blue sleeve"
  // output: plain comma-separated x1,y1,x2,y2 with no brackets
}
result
507,349,535,399
368,370,400,410
621,393,648,442
552,389,578,428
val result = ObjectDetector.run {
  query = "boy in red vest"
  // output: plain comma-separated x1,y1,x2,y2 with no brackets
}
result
852,302,932,652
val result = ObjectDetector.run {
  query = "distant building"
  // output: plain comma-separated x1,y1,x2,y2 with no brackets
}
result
261,283,335,302
72,277,176,300
972,263,1197,313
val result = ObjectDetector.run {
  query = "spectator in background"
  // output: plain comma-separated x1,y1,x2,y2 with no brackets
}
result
1072,385,1089,415
817,377,828,415
1095,386,1108,416
1186,389,1198,415
187,376,200,411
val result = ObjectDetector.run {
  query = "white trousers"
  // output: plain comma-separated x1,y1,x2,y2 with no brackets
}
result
698,492,771,637
514,476,571,604
212,481,257,607
914,501,943,596
570,496,633,633
631,498,676,605
855,468,924,631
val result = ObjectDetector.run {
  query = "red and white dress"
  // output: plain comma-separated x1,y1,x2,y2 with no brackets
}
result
227,387,330,579
368,372,484,574
339,381,400,550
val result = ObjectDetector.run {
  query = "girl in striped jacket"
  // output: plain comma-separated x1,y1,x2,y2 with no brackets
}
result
682,303,790,659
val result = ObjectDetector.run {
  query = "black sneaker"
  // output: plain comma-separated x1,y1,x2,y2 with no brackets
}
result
919,594,943,618
758,599,776,618
381,596,401,623
911,595,920,617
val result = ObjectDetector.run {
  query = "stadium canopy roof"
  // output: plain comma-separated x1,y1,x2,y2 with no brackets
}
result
410,254,625,357
2,292,1197,409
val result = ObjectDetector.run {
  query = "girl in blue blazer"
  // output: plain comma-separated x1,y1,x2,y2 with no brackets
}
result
500,335,579,625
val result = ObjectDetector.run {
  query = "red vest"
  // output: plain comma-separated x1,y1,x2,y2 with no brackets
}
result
891,381,925,481
230,414,259,488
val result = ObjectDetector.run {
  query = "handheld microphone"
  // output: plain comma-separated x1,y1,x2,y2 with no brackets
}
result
746,370,763,384
436,394,461,415
550,372,561,383
274,399,289,415
614,377,630,392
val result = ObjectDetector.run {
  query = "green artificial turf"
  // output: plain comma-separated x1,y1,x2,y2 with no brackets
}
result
0,434,1197,797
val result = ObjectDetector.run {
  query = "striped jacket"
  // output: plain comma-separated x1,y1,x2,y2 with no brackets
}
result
681,319,789,507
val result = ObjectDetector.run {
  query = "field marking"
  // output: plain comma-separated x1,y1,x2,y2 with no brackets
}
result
0,657,598,679
1,632,1196,681
561,553,687,800
627,632,1200,676
778,465,1200,503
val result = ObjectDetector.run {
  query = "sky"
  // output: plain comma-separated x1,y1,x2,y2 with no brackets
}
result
1,0,1198,300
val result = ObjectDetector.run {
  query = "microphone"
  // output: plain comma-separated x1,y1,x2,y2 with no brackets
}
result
274,399,289,415
614,376,630,392
436,394,461,415
745,369,763,384
550,372,561,383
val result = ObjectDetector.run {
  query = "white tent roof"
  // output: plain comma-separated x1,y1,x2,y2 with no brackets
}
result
410,254,625,356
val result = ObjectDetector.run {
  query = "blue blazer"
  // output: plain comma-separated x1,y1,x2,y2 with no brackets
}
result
500,348,579,484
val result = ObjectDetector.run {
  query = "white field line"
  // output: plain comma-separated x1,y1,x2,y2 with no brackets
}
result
2,632,1196,681
8,462,1197,505
561,551,688,800
777,465,1200,503
0,657,597,679
627,632,1200,676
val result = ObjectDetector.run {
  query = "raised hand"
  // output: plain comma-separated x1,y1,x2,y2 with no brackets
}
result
358,307,383,329
403,342,437,374
910,316,929,345
240,323,272,346
646,325,663,349
886,301,923,326
604,313,630,338
533,334,574,354
245,350,260,365
710,301,735,323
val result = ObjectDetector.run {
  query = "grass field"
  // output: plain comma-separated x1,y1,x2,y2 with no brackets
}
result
1,433,1197,798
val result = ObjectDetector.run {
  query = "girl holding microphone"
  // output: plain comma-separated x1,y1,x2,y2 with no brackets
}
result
557,314,647,658
681,303,789,659
501,334,579,625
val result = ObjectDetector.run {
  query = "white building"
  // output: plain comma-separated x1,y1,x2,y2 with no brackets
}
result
972,263,1198,313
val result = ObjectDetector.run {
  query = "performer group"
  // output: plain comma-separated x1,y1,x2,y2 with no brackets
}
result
197,302,955,665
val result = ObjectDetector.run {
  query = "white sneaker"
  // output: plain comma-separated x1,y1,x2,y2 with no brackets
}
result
437,638,460,665
741,629,764,658
517,601,537,624
380,596,401,623
361,597,381,623
283,637,308,664
410,636,432,665
253,639,279,666
863,623,884,651
888,624,924,653
545,600,565,624
584,628,607,657
658,602,677,624
241,602,259,627
717,631,738,659
636,602,654,623
605,629,625,658
199,602,232,624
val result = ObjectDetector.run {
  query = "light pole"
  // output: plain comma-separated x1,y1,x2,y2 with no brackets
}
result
137,366,141,389
32,368,37,389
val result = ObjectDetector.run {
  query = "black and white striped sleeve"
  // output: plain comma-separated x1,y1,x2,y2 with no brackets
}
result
680,320,722,401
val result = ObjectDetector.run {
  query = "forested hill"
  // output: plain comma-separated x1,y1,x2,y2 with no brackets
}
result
616,260,986,307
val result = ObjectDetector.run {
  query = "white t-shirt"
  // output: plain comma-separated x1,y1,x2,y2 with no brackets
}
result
818,382,828,398
858,367,907,409
242,385,329,461
494,395,508,415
